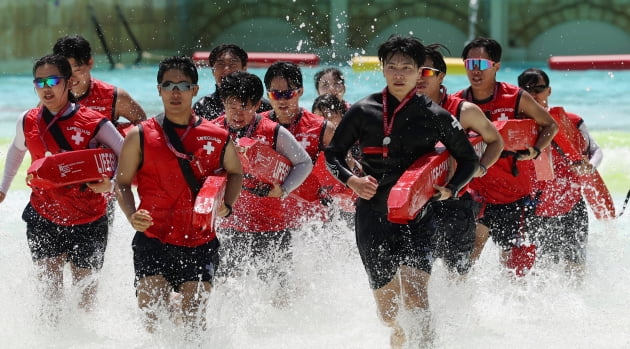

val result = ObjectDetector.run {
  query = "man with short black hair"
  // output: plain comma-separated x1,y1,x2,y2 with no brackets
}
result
454,37,558,268
53,34,146,126
325,35,479,348
193,44,272,120
213,71,312,305
116,56,243,333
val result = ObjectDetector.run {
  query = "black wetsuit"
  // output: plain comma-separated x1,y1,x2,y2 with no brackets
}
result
325,92,478,213
193,85,273,120
324,91,479,289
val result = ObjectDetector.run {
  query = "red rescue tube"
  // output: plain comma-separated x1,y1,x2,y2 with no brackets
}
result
192,173,227,232
192,51,320,68
26,148,117,189
494,119,554,181
548,107,584,162
581,171,616,220
387,136,484,224
548,54,630,71
236,137,292,185
235,137,320,202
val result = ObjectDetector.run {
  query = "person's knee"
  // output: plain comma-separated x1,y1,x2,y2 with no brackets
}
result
136,275,170,307
399,266,430,302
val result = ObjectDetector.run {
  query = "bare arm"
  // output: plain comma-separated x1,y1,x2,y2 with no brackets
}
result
115,127,151,231
114,87,147,124
519,92,559,159
459,102,504,177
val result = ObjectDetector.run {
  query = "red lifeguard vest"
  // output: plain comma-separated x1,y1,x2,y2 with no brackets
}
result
137,116,228,247
23,105,110,225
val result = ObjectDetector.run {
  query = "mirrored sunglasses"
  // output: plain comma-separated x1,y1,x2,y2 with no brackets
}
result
524,84,548,94
267,89,299,101
160,81,197,91
420,67,441,77
464,58,494,71
33,76,64,88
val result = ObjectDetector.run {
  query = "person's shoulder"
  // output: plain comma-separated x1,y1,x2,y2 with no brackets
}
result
211,114,226,127
92,78,116,89
452,87,468,99
258,113,278,127
259,109,273,119
445,93,465,104
459,100,483,114
414,93,434,106
498,81,520,92
346,93,379,112
139,115,159,128
415,94,443,113
199,117,230,135
302,108,323,120
194,93,214,105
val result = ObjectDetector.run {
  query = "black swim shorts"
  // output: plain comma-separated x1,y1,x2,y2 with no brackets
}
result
132,232,220,292
23,203,108,269
355,200,435,290
430,195,479,274
479,196,537,250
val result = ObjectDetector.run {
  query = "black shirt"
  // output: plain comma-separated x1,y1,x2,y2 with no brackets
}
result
325,91,479,213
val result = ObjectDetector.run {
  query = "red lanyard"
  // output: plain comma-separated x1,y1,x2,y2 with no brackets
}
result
162,114,196,161
38,102,73,156
381,87,416,158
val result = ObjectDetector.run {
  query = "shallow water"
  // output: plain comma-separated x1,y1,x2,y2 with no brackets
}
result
1,189,630,348
1,63,630,348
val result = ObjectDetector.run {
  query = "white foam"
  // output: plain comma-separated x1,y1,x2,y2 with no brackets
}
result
1,186,630,348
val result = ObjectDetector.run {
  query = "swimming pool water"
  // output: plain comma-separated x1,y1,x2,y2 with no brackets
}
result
1,62,629,140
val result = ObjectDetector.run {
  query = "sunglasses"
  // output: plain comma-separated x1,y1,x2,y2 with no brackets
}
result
524,84,548,94
464,58,494,71
160,81,197,91
420,67,441,77
33,76,64,89
267,89,299,101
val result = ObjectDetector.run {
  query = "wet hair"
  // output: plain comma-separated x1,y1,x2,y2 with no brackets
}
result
157,56,199,84
377,34,426,67
218,71,263,105
517,68,550,89
312,93,347,115
314,67,345,91
424,43,451,74
461,37,502,62
33,54,72,80
53,34,92,66
263,61,303,90
208,44,248,68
